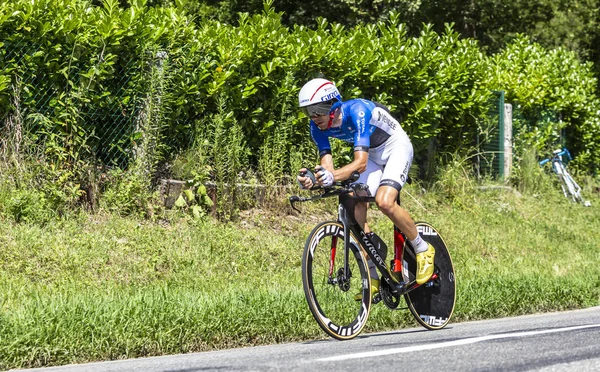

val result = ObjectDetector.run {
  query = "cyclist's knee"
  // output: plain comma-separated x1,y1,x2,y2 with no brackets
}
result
375,194,396,215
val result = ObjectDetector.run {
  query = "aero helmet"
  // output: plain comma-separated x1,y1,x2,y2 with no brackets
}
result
298,78,342,108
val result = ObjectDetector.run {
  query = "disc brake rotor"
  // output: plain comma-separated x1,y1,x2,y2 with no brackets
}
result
336,267,351,291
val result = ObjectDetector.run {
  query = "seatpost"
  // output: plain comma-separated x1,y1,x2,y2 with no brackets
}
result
393,226,405,274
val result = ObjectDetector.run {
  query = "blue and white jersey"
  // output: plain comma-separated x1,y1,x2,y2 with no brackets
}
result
309,99,410,158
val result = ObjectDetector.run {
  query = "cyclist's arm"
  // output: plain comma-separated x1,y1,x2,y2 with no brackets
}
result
320,101,372,181
320,150,368,181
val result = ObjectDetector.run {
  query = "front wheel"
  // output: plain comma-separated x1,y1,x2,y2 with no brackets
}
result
402,222,456,330
302,221,371,340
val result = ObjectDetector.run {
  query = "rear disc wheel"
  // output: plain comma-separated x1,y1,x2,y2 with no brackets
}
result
402,222,456,330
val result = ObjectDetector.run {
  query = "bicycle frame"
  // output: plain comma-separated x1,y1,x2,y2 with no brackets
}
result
554,159,580,196
326,189,428,296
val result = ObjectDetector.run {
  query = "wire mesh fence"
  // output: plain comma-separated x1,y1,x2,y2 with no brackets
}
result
2,39,514,175
476,90,506,179
0,40,148,167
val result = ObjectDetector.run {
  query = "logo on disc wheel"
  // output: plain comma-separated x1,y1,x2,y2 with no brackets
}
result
420,315,447,327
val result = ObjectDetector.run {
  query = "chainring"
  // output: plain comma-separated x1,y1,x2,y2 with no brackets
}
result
380,280,401,309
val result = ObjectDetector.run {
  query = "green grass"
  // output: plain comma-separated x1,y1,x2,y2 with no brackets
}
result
1,183,600,369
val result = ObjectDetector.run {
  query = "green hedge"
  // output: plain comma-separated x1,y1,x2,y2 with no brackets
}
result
491,36,600,171
1,0,599,184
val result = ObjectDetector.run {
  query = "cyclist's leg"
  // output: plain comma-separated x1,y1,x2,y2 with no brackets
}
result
354,203,368,232
371,137,417,241
373,138,434,284
376,186,417,239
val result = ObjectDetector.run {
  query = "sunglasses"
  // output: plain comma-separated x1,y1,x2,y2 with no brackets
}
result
302,102,332,117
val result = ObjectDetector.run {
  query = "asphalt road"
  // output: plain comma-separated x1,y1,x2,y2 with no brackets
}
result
16,306,600,372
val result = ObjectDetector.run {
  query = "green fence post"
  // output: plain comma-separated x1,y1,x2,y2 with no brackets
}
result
493,90,505,179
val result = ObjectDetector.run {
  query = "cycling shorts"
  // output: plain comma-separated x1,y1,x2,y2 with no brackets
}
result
355,134,413,196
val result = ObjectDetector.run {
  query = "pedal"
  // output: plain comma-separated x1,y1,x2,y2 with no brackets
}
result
372,293,382,304
428,270,441,287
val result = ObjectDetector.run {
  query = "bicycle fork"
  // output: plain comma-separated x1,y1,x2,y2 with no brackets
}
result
324,204,355,290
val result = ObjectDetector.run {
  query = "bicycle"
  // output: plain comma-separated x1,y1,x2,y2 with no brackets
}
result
539,148,591,207
289,172,456,340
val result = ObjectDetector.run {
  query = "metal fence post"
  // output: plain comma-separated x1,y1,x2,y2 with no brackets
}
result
495,90,505,179
503,103,513,181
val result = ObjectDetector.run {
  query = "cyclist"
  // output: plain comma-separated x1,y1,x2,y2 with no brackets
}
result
296,78,435,297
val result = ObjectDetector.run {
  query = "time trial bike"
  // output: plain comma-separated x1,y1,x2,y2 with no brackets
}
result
289,173,456,340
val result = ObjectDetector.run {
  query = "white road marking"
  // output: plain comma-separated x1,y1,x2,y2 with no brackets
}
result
317,324,600,362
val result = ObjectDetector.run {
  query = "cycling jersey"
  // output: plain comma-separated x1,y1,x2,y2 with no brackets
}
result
310,99,409,156
309,99,413,194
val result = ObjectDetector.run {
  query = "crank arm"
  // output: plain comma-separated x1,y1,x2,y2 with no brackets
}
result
393,272,439,295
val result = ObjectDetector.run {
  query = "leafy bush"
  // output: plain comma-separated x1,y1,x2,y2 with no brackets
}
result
0,160,84,223
1,0,599,217
99,167,157,217
3,188,53,223
491,35,600,174
0,1,495,173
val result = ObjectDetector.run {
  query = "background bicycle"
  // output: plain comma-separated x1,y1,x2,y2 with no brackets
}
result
539,148,591,207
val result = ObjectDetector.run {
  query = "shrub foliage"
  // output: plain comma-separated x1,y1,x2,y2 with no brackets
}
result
0,0,599,217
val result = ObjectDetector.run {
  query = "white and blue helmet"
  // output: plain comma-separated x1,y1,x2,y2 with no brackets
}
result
298,78,342,108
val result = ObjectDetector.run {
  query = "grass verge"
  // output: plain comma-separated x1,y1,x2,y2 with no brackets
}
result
1,184,599,369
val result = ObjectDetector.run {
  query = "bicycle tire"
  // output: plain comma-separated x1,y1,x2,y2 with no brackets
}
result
302,221,371,340
563,173,586,203
402,222,456,330
557,174,571,199
552,162,570,199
